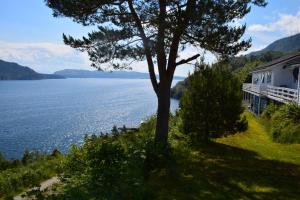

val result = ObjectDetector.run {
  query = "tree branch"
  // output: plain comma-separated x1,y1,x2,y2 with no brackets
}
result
128,0,158,94
176,54,200,66
166,0,195,85
156,0,167,81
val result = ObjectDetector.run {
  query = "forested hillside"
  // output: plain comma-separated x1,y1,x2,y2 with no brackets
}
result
0,60,64,80
250,33,300,56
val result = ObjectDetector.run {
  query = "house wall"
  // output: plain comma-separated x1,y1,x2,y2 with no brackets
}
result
253,66,297,89
272,67,297,89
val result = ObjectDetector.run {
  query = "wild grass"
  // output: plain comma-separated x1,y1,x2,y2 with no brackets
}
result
41,113,300,199
218,112,300,165
145,112,300,199
0,153,62,199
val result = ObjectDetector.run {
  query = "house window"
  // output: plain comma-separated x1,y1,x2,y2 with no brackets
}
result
253,77,259,84
261,73,265,83
293,67,299,83
267,72,272,83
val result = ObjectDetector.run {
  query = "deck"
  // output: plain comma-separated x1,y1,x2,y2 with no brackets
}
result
243,83,299,104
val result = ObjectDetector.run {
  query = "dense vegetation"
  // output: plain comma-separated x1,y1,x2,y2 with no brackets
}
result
171,51,285,100
179,62,247,142
170,78,189,100
18,70,298,199
0,150,62,199
20,113,300,200
262,103,300,144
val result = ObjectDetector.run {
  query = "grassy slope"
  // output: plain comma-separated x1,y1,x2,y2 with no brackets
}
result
14,113,300,200
0,158,62,199
150,112,300,200
217,112,300,165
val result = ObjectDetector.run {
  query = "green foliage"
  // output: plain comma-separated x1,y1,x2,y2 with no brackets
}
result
34,114,300,200
233,60,261,83
45,0,266,70
111,125,119,136
170,78,189,100
235,115,249,132
261,103,280,119
46,0,267,147
50,128,152,200
270,104,300,143
179,62,245,143
233,51,284,83
171,51,285,100
0,150,62,198
0,153,21,171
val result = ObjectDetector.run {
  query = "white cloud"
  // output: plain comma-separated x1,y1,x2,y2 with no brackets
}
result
0,40,214,77
248,9,300,35
248,24,273,32
0,40,91,73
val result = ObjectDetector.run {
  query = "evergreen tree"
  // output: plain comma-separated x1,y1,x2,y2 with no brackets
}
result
45,0,266,147
111,125,119,136
180,62,245,142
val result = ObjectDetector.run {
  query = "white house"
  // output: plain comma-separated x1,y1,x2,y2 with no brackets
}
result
242,52,300,115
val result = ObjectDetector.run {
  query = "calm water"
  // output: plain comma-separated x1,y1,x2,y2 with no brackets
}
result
0,78,179,159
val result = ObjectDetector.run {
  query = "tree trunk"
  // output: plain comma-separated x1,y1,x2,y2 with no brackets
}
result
155,83,171,147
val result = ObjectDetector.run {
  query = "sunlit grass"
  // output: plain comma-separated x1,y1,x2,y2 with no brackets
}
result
148,112,300,199
217,112,300,165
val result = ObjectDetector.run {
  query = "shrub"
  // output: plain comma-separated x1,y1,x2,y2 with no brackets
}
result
0,151,62,198
179,62,245,143
270,103,300,143
261,103,280,119
59,127,152,200
235,115,248,132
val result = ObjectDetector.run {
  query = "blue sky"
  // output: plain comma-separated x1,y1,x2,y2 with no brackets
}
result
0,0,300,76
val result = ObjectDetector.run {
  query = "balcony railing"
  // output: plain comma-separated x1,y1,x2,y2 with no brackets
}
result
266,85,298,104
242,83,267,94
243,83,299,104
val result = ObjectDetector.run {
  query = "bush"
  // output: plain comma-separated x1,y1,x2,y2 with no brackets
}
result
261,103,280,119
179,62,246,143
47,122,182,200
235,115,248,132
57,128,152,200
270,103,300,143
0,150,62,198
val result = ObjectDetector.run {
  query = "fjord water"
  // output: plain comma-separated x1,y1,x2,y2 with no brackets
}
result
0,78,179,159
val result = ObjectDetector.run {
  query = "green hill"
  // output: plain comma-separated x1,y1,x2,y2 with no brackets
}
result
0,59,64,80
250,33,300,56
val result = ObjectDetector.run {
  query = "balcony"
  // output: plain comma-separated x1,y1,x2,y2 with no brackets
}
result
242,83,267,95
243,83,299,104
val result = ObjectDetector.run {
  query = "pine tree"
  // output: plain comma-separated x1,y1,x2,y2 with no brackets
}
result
45,0,266,147
180,62,245,142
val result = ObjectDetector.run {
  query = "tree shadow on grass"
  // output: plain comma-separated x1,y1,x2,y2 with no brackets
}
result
150,142,300,200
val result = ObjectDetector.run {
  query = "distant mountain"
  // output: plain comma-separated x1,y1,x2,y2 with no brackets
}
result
54,69,185,80
250,33,300,56
0,60,64,80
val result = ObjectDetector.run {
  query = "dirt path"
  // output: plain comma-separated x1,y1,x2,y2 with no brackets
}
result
14,177,59,200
